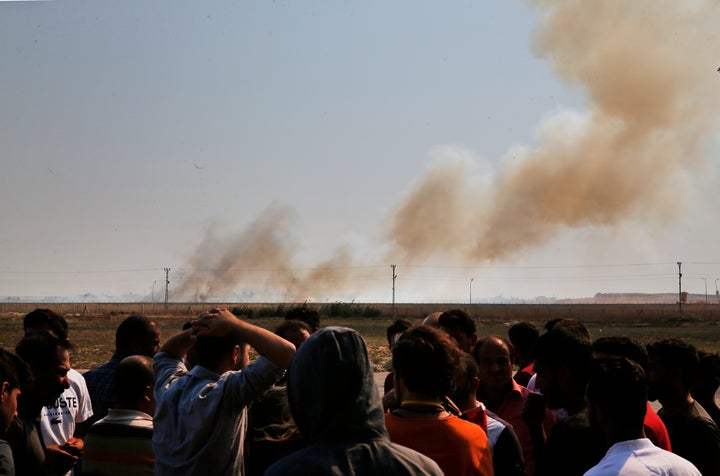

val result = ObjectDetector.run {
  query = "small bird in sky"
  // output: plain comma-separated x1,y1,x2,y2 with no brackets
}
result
193,163,205,170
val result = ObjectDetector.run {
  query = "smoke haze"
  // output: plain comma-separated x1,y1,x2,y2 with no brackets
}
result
181,0,720,300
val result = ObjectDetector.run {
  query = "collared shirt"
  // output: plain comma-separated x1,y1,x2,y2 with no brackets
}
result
584,438,700,476
496,380,554,476
83,409,154,476
84,354,123,426
152,352,284,476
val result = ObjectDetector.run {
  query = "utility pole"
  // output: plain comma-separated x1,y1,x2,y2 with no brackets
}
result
469,277,474,305
164,267,171,312
391,265,397,318
677,262,682,316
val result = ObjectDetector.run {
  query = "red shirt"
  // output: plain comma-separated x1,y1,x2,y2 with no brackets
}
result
495,381,554,476
644,402,672,451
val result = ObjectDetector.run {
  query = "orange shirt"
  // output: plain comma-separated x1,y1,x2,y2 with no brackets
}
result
385,412,494,476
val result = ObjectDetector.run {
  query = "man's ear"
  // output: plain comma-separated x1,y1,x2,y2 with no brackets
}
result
0,381,9,401
470,376,480,395
143,385,152,403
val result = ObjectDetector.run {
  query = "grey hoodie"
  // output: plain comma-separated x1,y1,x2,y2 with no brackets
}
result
264,326,443,476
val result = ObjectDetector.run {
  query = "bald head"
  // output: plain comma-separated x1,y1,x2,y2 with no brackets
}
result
115,355,155,412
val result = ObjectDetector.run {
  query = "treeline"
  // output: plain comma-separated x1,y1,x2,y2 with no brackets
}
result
230,302,382,319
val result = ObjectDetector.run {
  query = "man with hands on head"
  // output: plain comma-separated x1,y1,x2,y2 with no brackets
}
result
152,308,295,476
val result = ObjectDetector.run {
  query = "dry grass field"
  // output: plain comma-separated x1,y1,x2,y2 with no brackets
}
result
2,302,720,373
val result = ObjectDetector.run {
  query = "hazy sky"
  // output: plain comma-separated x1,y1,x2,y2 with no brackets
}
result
2,0,719,303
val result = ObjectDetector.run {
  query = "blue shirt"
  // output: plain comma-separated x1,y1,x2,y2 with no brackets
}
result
84,354,122,426
152,352,284,476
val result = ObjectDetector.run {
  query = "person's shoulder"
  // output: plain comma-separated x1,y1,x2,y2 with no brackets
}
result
0,439,12,474
83,359,117,378
447,414,490,439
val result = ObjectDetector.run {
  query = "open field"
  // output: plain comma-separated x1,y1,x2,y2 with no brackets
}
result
2,302,720,372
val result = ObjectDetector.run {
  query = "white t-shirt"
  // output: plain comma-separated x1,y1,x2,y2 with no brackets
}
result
39,368,94,475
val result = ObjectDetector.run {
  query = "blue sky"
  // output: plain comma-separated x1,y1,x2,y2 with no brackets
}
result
2,1,719,303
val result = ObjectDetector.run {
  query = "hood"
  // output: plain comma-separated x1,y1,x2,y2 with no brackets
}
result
287,326,387,443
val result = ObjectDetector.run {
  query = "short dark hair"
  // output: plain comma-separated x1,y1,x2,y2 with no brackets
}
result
393,326,460,398
593,336,648,370
587,358,647,427
698,350,720,381
114,356,155,407
15,332,68,372
438,309,476,338
386,319,412,347
646,339,699,390
508,322,539,356
275,319,311,340
194,334,245,369
23,308,69,342
285,307,320,332
453,351,480,402
115,314,157,356
552,319,591,341
544,318,564,332
535,329,592,384
0,348,31,392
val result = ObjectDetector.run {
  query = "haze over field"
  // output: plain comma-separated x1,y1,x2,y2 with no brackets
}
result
2,1,720,303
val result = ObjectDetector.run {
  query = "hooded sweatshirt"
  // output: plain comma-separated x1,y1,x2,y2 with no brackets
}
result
264,327,443,476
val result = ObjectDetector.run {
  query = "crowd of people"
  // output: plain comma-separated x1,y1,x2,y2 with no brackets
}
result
1,306,719,475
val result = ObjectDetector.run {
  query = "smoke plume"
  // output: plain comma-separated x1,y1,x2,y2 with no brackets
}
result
387,0,720,262
179,203,364,301
182,1,720,300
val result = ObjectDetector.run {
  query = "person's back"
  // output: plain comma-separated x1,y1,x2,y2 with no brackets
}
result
153,309,294,476
693,350,720,428
659,401,720,475
534,328,605,476
592,336,672,451
385,325,493,476
648,339,720,476
84,314,160,426
244,319,311,476
584,358,700,476
265,327,442,476
83,355,156,476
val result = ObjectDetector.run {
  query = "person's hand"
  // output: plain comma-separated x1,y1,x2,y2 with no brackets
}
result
62,437,84,457
45,444,79,473
191,308,239,337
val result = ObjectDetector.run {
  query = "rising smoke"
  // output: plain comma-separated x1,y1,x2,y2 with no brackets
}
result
178,203,360,301
388,0,720,263
182,0,720,300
